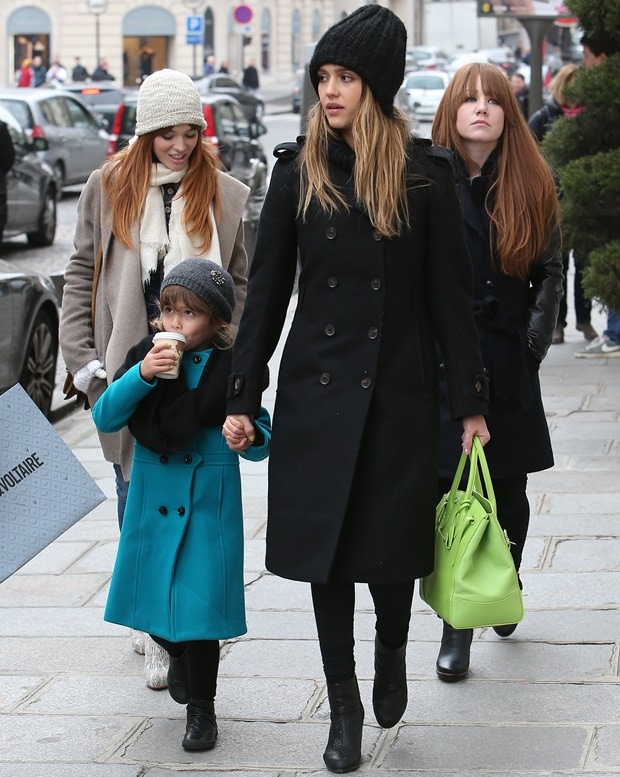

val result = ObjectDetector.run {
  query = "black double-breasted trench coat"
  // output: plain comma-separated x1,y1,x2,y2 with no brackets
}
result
227,138,488,584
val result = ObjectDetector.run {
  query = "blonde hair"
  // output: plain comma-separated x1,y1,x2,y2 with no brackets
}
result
299,85,411,238
432,62,559,279
102,129,221,251
548,64,580,107
152,285,234,350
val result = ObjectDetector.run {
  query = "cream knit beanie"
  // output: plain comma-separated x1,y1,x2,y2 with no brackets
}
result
135,69,207,136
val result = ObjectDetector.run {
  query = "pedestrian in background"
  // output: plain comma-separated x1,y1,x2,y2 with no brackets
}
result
510,71,529,118
46,55,68,85
242,60,259,92
432,62,563,681
71,57,90,82
529,64,597,345
15,58,33,87
93,259,270,752
59,69,250,692
0,118,16,245
91,58,115,82
223,6,489,772
31,55,47,87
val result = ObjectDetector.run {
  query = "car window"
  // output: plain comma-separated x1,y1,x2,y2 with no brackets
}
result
64,97,97,129
0,99,32,130
216,101,237,136
120,103,137,135
213,77,238,90
40,96,71,127
230,102,251,139
0,106,27,147
406,76,446,89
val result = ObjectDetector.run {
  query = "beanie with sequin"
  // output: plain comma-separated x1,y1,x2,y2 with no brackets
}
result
309,5,407,116
135,69,207,136
161,259,235,323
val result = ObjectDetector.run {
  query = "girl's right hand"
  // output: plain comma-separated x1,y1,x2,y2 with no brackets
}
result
223,414,255,451
139,342,178,381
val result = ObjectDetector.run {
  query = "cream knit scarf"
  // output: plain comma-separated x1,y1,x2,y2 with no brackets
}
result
139,162,221,286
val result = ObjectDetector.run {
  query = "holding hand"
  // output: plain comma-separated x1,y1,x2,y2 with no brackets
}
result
223,413,256,452
139,341,179,382
461,415,490,455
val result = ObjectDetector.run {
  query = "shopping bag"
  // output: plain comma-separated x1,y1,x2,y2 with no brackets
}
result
0,384,106,582
419,436,524,629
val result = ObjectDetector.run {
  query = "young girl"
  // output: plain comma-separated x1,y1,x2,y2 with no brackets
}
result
432,63,562,681
60,68,250,688
92,259,270,751
224,6,489,772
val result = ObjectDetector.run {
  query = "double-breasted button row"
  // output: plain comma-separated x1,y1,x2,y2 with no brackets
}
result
158,454,193,465
158,505,186,516
318,372,374,388
324,226,383,241
325,275,383,291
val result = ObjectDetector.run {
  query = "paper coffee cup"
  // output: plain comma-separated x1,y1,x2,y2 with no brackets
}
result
152,332,187,379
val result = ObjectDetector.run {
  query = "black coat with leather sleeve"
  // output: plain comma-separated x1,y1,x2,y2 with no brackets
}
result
228,137,488,584
438,158,563,480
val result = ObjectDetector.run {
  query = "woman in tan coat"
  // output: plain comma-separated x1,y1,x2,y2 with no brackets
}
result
60,69,249,690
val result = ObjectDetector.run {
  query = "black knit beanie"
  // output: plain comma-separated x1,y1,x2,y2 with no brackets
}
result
309,5,407,116
161,259,235,323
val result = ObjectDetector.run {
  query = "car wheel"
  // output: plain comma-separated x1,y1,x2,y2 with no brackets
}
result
19,309,59,418
27,186,57,247
53,162,66,190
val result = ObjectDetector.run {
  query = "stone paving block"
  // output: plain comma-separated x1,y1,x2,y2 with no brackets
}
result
550,538,620,570
588,724,620,770
0,767,142,777
539,492,620,516
121,718,381,771
528,514,620,537
245,538,267,572
13,541,95,575
530,470,620,493
518,570,620,608
0,573,111,607
0,675,45,711
220,638,324,679
60,518,119,542
475,608,620,643
551,420,620,438
549,437,613,455
64,540,119,574
383,723,589,772
0,713,145,763
0,607,125,637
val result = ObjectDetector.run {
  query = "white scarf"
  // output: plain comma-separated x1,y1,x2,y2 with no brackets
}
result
139,163,221,286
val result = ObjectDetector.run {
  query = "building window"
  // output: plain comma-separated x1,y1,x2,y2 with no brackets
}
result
292,9,301,70
261,9,271,72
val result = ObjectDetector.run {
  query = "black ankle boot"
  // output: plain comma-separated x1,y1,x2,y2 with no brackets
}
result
436,621,473,682
372,634,407,728
182,699,218,751
167,650,189,704
323,676,364,773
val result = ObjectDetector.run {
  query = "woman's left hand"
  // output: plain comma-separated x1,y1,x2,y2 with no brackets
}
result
223,413,255,452
461,415,490,455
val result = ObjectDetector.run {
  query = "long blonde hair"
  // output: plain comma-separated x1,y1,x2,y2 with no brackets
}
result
432,63,559,279
299,85,411,238
548,64,580,107
102,129,221,251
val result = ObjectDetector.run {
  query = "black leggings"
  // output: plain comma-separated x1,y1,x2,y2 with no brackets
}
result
437,473,529,572
311,580,415,684
150,636,220,702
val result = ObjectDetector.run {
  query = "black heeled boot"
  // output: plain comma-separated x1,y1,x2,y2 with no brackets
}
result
323,676,364,773
372,634,407,728
167,650,189,704
436,621,473,682
182,699,218,751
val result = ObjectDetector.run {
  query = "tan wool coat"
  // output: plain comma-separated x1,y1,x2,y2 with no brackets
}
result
60,167,249,479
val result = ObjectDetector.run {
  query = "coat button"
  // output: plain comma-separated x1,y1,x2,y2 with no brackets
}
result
234,377,242,391
485,279,494,288
370,278,382,290
159,455,168,464
159,506,168,515
326,226,337,240
183,454,193,464
325,324,336,336
193,354,201,364
372,229,382,241
327,276,338,288
361,375,372,389
164,205,171,214
368,327,378,339
474,379,482,393
319,372,330,385
178,507,186,516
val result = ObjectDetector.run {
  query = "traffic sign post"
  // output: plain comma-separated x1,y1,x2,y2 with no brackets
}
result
186,15,204,77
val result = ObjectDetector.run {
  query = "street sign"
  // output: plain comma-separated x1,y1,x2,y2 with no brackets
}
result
186,15,203,45
233,5,253,25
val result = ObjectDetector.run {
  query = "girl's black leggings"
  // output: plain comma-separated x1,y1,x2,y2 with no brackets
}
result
310,579,415,684
150,635,220,702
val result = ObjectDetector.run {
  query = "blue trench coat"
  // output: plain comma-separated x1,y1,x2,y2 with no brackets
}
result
93,350,270,642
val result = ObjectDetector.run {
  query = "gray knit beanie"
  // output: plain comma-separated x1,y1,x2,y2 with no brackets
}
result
309,5,407,116
135,69,207,136
161,259,235,323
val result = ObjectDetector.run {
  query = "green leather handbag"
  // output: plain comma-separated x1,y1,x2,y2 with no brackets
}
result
420,436,524,629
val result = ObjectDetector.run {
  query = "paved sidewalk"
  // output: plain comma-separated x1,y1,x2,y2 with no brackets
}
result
1,296,619,776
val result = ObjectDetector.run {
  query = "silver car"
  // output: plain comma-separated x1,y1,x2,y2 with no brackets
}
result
0,87,109,190
0,259,59,417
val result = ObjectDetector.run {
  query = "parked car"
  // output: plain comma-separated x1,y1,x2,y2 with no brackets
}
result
46,81,127,129
192,74,264,124
0,105,58,247
0,259,60,417
405,46,449,71
0,87,109,190
106,92,268,259
397,70,451,121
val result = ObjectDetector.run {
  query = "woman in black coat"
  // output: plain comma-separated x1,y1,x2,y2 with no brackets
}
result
224,7,489,772
432,63,563,682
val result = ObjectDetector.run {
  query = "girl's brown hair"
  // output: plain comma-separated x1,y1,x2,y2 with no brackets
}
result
432,62,559,279
152,285,234,350
102,128,221,251
299,85,411,238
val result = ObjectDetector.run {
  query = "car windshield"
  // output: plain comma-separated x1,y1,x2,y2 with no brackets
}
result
406,76,446,89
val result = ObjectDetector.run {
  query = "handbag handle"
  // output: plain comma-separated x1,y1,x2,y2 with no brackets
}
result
447,436,496,514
